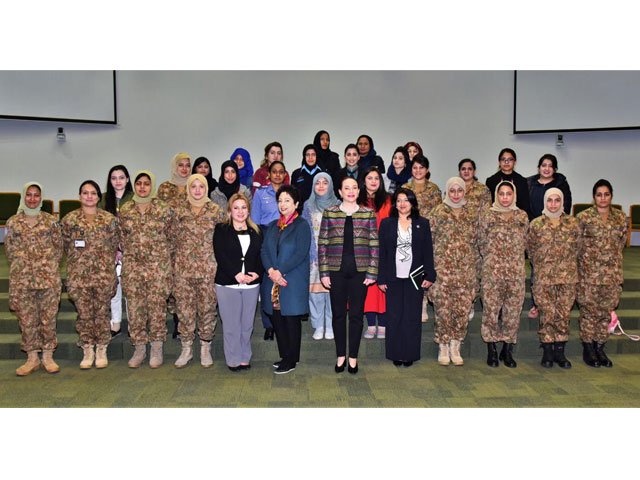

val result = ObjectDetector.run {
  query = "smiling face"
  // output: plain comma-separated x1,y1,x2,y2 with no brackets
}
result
594,186,612,210
230,198,249,224
110,169,128,193
195,162,210,177
223,166,237,184
448,184,465,204
233,154,245,170
339,177,359,204
134,175,152,198
189,179,206,201
499,152,515,174
364,171,381,195
177,158,191,178
412,162,428,182
396,193,412,217
80,183,99,208
458,161,475,182
24,185,41,209
304,149,317,166
546,193,562,214
314,177,329,196
538,159,555,180
357,137,371,156
278,192,298,217
344,147,360,168
497,184,515,208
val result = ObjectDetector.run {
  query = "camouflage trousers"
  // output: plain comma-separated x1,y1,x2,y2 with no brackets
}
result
124,281,170,345
9,286,61,352
68,285,114,347
577,282,621,343
430,281,474,344
174,277,217,343
481,277,525,343
533,283,576,343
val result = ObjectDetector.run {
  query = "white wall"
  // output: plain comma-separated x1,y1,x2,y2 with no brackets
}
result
0,70,638,211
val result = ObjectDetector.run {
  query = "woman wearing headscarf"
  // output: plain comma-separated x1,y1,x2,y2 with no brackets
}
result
386,146,412,195
210,160,252,211
291,144,325,206
427,177,478,366
478,181,529,368
192,156,218,194
356,134,386,173
334,144,364,197
576,179,627,368
485,148,531,218
61,180,119,369
5,182,63,376
527,188,579,369
230,147,254,190
172,174,224,368
313,130,341,180
302,172,340,340
119,171,174,368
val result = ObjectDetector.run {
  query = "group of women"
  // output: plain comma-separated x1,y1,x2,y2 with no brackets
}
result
5,132,628,377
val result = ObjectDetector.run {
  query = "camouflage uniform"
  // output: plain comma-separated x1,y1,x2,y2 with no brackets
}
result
464,180,491,298
478,208,529,343
527,214,579,343
61,209,119,347
5,212,63,352
172,200,223,343
427,203,478,344
119,199,174,345
576,206,627,343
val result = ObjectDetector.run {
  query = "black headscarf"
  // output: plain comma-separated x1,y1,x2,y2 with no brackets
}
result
192,156,218,193
313,130,334,168
218,160,240,200
357,134,379,170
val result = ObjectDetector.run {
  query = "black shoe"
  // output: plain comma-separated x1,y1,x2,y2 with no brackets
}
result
347,359,358,375
228,365,242,372
239,364,251,370
272,359,283,368
593,341,613,368
402,361,414,367
274,363,295,375
172,313,180,339
553,342,572,369
264,328,274,341
393,360,403,366
111,329,122,338
335,358,346,373
540,343,554,368
487,342,499,367
499,342,517,368
582,342,600,368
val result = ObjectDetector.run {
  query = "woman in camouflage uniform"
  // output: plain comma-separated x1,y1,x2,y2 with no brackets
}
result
119,171,174,369
427,177,478,366
576,179,627,368
5,182,63,376
527,188,579,369
172,174,224,368
61,180,119,369
478,181,529,368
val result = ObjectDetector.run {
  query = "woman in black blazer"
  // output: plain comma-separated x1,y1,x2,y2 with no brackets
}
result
213,193,263,371
378,188,436,366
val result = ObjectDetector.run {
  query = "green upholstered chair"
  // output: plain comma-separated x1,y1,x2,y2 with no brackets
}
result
41,199,54,215
628,205,640,247
571,203,591,216
0,192,21,226
58,199,81,219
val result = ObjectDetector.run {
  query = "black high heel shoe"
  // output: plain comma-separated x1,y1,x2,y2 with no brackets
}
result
335,358,346,373
347,359,358,375
393,360,403,366
264,328,274,341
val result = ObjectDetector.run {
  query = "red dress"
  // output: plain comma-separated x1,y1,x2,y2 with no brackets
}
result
364,196,391,313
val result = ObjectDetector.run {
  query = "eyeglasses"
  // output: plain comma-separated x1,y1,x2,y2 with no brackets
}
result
499,158,515,163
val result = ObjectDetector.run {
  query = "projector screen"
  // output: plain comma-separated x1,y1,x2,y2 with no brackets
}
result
0,70,117,124
513,70,640,133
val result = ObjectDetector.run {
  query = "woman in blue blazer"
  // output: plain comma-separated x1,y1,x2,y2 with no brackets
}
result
378,188,436,366
260,185,311,374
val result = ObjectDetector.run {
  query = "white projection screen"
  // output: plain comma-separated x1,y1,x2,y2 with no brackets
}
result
0,70,116,124
514,70,640,133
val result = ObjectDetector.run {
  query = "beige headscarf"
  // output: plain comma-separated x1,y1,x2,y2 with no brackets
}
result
490,180,519,213
17,181,43,216
443,176,467,209
186,174,211,208
542,187,564,219
170,152,191,187
132,170,156,204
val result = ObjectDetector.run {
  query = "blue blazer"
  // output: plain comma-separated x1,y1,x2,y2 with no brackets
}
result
377,216,436,286
260,216,311,316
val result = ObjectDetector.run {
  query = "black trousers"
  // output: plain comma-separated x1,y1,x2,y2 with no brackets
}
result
329,270,367,358
271,310,301,367
385,278,423,362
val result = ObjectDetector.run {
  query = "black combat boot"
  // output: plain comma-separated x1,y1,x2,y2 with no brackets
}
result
499,342,517,368
540,343,554,368
593,341,613,368
553,342,572,369
582,341,600,368
486,342,499,367
172,313,180,340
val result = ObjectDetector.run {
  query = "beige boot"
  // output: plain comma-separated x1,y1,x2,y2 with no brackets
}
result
95,344,109,369
438,343,450,366
128,344,146,368
149,341,164,369
80,344,95,369
422,300,429,323
174,341,193,368
200,340,213,368
41,349,60,374
449,339,464,366
16,351,41,376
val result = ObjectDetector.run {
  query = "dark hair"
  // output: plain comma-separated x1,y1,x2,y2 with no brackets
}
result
403,141,423,157
192,156,216,193
498,148,517,162
104,165,132,215
276,184,300,205
411,154,431,180
134,172,151,183
262,141,284,168
25,183,41,193
302,144,317,165
496,180,515,193
340,175,359,189
269,160,286,173
357,134,374,149
344,143,359,156
357,166,388,212
458,158,478,181
392,146,410,167
79,180,102,200
592,179,613,197
390,188,420,219
537,153,558,170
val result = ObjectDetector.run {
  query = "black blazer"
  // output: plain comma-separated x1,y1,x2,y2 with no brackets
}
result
213,223,264,286
377,216,436,286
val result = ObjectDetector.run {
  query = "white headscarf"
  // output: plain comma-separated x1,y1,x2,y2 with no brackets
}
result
542,187,564,219
17,181,43,216
490,180,519,213
443,176,467,209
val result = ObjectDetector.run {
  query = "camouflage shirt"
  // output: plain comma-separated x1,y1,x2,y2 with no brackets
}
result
478,208,529,280
61,209,119,288
527,214,580,285
576,206,627,285
157,181,187,208
172,200,224,279
5,212,63,290
465,180,491,215
402,179,442,218
427,203,479,286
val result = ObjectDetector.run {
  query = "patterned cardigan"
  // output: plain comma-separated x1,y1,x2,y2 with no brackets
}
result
318,205,379,281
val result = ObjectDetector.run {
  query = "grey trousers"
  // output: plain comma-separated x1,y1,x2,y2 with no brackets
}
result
217,285,260,367
309,292,333,332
